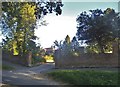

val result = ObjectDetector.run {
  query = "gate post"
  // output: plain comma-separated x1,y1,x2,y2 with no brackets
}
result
27,51,32,67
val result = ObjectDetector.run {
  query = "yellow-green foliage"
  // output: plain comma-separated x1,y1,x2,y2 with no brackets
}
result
20,3,36,23
13,41,18,55
44,55,54,61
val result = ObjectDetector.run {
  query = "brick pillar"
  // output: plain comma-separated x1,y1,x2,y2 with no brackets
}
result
113,42,118,54
27,51,32,67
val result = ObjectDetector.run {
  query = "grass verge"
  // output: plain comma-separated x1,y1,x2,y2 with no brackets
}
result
47,70,119,85
1,65,15,70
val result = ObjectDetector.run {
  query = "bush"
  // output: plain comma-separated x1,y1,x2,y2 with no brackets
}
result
44,55,54,60
32,57,46,64
38,58,46,62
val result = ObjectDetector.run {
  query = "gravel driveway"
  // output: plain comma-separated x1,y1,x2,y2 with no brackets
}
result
2,61,63,86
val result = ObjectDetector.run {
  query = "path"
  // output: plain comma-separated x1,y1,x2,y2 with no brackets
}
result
2,61,63,85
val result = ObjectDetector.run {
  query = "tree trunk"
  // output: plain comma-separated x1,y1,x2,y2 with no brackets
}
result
22,27,27,58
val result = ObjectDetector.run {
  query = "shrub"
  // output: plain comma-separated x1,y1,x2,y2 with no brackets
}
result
32,57,46,64
44,55,54,61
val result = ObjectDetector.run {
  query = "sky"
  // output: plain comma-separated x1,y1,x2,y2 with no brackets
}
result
35,1,119,48
0,0,119,48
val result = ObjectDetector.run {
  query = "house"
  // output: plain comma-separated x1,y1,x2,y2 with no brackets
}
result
44,47,55,55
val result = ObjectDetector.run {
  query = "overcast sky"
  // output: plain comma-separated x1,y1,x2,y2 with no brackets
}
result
35,1,118,48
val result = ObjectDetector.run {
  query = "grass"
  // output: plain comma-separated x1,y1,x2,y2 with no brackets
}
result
47,70,119,85
1,65,15,70
1,84,18,87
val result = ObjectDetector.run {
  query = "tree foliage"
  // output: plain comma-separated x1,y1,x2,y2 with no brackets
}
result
76,8,119,53
64,35,70,44
54,35,80,57
2,2,37,56
71,36,79,51
34,0,63,19
1,0,63,57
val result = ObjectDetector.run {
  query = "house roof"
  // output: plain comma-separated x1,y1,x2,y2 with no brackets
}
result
44,48,55,51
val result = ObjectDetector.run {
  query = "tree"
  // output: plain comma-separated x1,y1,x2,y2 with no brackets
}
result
71,36,79,51
2,2,20,54
2,2,37,56
64,35,70,44
62,35,71,54
54,35,80,58
76,8,119,53
53,40,63,49
1,1,63,56
34,0,63,19
19,3,36,56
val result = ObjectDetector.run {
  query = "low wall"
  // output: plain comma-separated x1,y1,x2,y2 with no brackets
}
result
54,51,119,68
2,51,30,66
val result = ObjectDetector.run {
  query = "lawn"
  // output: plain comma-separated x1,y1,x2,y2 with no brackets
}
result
47,70,119,85
1,65,15,70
